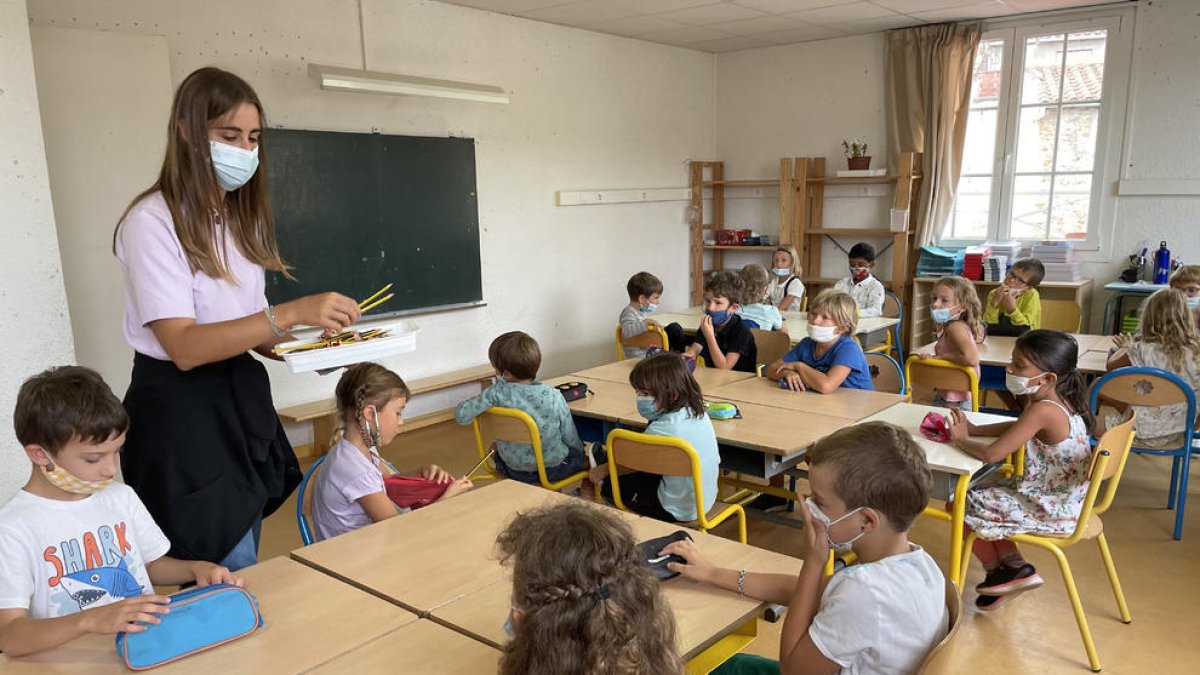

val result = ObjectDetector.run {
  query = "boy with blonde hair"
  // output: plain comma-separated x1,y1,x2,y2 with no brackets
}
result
767,290,872,391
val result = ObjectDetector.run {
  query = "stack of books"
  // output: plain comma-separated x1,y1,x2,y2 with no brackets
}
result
916,246,959,277
1032,241,1081,281
983,241,1024,281
962,245,992,280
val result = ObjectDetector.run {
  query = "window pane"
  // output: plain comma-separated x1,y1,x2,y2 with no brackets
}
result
1022,33,1065,105
961,109,998,174
1010,175,1051,240
1050,175,1092,240
950,176,991,239
1063,30,1106,103
1055,104,1100,172
971,39,1006,106
1015,105,1058,173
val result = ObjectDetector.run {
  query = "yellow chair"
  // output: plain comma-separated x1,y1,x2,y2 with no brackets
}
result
957,414,1136,672
751,329,791,373
904,355,980,412
471,407,587,492
1041,299,1083,332
615,324,669,361
606,428,747,543
916,578,963,675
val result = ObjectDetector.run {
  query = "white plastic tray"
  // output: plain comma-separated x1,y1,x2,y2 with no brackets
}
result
277,321,420,373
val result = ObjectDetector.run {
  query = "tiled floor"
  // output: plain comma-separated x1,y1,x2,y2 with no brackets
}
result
264,422,1200,674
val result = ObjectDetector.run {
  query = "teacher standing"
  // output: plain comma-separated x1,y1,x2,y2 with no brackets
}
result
113,67,360,571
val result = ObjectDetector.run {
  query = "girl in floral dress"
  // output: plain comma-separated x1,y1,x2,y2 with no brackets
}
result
945,330,1094,611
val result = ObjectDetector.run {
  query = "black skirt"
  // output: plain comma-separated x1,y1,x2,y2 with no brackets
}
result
121,352,301,563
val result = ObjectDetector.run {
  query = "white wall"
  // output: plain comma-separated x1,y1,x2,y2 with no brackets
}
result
26,0,715,443
0,0,76,500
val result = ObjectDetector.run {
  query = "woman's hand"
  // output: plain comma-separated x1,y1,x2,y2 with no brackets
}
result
277,293,361,333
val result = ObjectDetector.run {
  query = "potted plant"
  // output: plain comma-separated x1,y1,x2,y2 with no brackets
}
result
842,138,871,170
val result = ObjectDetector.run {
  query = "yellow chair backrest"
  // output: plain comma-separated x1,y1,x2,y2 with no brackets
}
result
615,324,669,361
471,407,586,491
751,329,791,369
916,578,963,674
904,356,980,412
1040,300,1082,332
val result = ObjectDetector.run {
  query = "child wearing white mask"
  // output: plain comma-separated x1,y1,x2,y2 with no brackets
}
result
945,330,1094,611
766,290,873,392
661,422,947,675
918,275,984,410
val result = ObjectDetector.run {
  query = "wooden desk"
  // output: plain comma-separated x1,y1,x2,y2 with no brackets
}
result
428,485,801,663
543,376,640,422
656,308,900,344
572,358,757,390
0,557,415,674
291,481,567,615
306,620,499,674
913,333,1111,374
707,377,906,420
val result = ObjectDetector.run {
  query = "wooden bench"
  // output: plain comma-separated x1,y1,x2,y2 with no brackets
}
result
278,364,494,458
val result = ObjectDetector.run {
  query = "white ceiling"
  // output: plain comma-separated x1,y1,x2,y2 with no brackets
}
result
435,0,1129,52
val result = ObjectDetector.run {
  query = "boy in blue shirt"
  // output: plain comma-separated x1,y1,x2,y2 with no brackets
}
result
767,289,873,392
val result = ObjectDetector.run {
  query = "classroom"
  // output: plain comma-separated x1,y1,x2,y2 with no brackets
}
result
1,0,1198,673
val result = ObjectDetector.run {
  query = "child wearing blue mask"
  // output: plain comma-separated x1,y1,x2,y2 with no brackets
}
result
1168,264,1200,330
619,272,684,356
595,354,719,523
686,271,757,372
766,290,872,392
767,245,805,312
661,422,947,675
917,276,984,410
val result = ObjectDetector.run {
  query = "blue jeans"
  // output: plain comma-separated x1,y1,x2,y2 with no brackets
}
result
496,450,587,485
218,519,262,572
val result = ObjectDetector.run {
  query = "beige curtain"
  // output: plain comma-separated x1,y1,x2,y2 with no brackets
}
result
885,23,982,247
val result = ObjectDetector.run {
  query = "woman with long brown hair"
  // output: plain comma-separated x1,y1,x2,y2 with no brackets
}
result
114,67,360,570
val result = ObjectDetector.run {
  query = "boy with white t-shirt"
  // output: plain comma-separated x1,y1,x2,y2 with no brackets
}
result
0,367,241,657
661,422,948,675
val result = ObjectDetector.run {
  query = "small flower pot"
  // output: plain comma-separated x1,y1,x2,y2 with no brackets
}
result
847,156,872,170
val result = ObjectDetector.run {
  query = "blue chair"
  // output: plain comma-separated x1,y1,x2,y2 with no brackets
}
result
864,291,904,363
1091,366,1197,540
296,454,401,546
864,352,905,394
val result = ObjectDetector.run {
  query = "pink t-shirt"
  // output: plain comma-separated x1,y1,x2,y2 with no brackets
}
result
114,193,268,360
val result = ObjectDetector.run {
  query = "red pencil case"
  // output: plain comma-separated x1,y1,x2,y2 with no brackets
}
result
919,411,952,443
384,475,450,510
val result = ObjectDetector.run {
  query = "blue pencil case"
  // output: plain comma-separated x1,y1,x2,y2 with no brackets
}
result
115,583,263,670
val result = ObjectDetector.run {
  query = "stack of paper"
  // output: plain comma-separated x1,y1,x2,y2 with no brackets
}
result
962,245,992,280
982,241,1023,282
916,246,960,277
1032,241,1080,281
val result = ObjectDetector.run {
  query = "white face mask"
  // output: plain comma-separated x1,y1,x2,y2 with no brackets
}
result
210,140,260,191
1188,297,1200,311
808,324,839,343
806,498,866,553
1005,371,1048,396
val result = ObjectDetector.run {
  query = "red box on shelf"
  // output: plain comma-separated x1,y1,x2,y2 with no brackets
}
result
714,229,753,246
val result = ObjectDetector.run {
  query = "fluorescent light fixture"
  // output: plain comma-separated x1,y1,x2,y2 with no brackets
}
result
308,63,509,104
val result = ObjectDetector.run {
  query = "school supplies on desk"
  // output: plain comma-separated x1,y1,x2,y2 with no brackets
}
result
639,530,692,581
919,411,952,443
273,320,420,373
115,583,262,670
384,474,449,510
705,401,741,420
555,381,591,402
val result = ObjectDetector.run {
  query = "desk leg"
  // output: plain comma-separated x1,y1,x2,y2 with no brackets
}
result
949,475,969,590
1103,293,1123,335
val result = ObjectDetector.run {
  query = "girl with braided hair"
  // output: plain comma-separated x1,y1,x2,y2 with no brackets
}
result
310,363,472,541
496,502,684,675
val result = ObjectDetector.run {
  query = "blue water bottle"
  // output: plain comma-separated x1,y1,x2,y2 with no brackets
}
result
1153,241,1170,284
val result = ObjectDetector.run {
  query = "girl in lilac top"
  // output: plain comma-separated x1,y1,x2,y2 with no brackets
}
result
113,68,361,570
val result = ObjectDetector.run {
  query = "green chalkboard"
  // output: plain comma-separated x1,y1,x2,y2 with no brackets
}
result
263,128,482,316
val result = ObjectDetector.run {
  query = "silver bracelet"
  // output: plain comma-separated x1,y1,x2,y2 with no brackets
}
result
264,305,287,337
737,569,747,597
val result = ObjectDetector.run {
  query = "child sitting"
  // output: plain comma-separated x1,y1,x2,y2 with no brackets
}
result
311,363,472,541
768,245,805,312
686,271,758,372
922,275,984,410
455,331,587,484
1105,288,1200,448
833,242,885,317
0,367,240,657
619,271,683,357
662,422,947,674
766,289,873,392
1168,264,1200,330
496,501,684,675
983,257,1044,337
595,354,719,523
946,330,1094,610
736,264,787,332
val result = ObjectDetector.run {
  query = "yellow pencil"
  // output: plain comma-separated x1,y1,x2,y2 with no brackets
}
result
359,293,394,313
358,283,394,309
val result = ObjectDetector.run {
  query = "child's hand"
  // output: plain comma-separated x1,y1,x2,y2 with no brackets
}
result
78,595,171,635
699,314,715,339
782,372,806,391
796,497,831,561
191,561,243,587
645,318,662,329
418,464,453,483
1112,334,1133,350
441,476,474,499
661,539,715,583
946,407,973,442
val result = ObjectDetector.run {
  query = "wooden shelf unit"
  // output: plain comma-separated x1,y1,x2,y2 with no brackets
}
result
909,277,1095,348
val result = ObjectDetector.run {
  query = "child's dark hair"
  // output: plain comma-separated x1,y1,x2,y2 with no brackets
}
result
629,354,705,418
808,422,932,531
496,502,684,675
14,366,128,454
704,270,744,305
1012,257,1046,287
1015,330,1094,430
626,272,663,301
335,363,410,447
848,242,876,262
489,331,542,381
